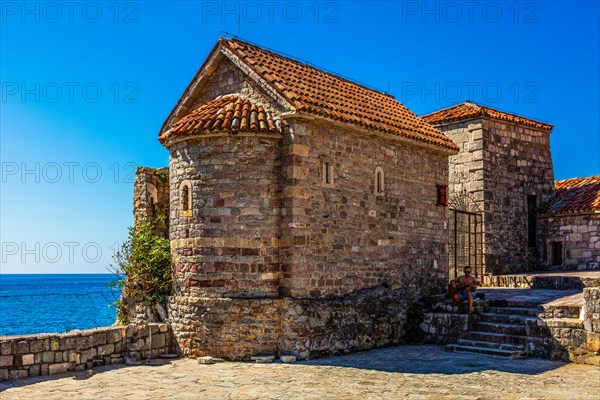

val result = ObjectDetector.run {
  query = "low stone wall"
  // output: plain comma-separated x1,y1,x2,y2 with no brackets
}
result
279,287,407,359
419,313,478,344
0,323,171,382
481,274,600,289
525,287,600,364
169,286,408,360
584,287,600,332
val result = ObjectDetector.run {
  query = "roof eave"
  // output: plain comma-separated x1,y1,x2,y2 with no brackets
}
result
280,111,459,156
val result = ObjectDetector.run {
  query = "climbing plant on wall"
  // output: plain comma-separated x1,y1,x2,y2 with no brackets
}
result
111,217,172,324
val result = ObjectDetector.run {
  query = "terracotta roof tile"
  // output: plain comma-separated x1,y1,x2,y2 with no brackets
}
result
160,96,281,144
550,175,600,214
421,101,553,131
207,38,458,152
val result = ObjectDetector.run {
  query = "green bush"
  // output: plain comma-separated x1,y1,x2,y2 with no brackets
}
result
111,219,172,324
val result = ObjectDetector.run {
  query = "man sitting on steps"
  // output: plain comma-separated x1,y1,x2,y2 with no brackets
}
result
449,266,479,314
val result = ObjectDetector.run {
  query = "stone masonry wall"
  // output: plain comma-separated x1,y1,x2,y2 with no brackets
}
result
540,214,600,270
168,286,409,360
168,134,283,300
279,118,450,299
481,119,554,273
0,323,171,381
133,166,170,237
435,118,554,274
436,120,485,213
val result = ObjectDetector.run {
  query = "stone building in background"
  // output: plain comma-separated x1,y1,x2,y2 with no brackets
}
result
136,37,459,359
540,176,600,270
422,102,555,276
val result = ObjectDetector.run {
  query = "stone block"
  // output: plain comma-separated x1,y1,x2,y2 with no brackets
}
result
15,341,29,354
9,369,28,380
107,329,123,344
42,351,55,363
0,368,8,381
29,340,45,353
21,354,34,365
92,332,107,346
288,144,309,157
97,344,114,356
0,341,12,356
48,362,71,375
0,355,13,368
28,364,41,377
152,334,166,349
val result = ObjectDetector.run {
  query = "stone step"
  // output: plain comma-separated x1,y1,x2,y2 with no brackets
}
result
444,344,520,357
467,331,531,346
478,312,539,325
487,306,540,316
503,300,541,309
456,339,524,352
474,322,527,335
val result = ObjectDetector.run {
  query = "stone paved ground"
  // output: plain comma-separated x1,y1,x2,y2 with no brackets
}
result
1,345,599,400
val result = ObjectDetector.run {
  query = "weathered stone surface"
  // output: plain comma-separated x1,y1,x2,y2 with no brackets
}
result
48,363,71,375
280,355,296,363
251,356,274,363
0,325,172,381
540,215,600,270
20,355,34,366
0,355,13,368
2,346,600,400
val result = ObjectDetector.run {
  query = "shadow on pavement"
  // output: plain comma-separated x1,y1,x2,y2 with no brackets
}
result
299,345,567,375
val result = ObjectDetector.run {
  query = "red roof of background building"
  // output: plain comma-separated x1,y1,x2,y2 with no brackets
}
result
421,101,553,131
161,37,459,152
551,175,600,215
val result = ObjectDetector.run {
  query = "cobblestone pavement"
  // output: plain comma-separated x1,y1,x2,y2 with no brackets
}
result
1,345,599,400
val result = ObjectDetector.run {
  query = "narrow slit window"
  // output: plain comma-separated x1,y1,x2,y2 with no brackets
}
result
375,167,385,195
182,185,190,211
322,161,333,185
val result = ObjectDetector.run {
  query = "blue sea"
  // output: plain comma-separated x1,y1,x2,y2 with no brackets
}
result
0,274,121,336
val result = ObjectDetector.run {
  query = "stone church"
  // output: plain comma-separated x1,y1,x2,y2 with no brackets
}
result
133,37,599,359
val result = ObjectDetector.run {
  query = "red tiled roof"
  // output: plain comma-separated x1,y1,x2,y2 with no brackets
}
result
160,96,281,144
551,175,600,214
421,101,553,131
161,38,459,152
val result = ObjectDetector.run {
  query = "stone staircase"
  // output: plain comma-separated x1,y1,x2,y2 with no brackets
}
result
445,301,540,357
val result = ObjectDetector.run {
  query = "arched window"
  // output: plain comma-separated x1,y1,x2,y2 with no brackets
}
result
375,167,385,195
179,180,193,216
182,185,189,211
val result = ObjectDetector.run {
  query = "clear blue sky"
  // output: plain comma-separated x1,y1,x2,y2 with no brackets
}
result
1,1,599,273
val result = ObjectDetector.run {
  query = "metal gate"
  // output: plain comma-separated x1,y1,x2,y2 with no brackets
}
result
449,209,483,279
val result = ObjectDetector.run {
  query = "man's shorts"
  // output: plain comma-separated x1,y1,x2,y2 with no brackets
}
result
458,292,470,301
